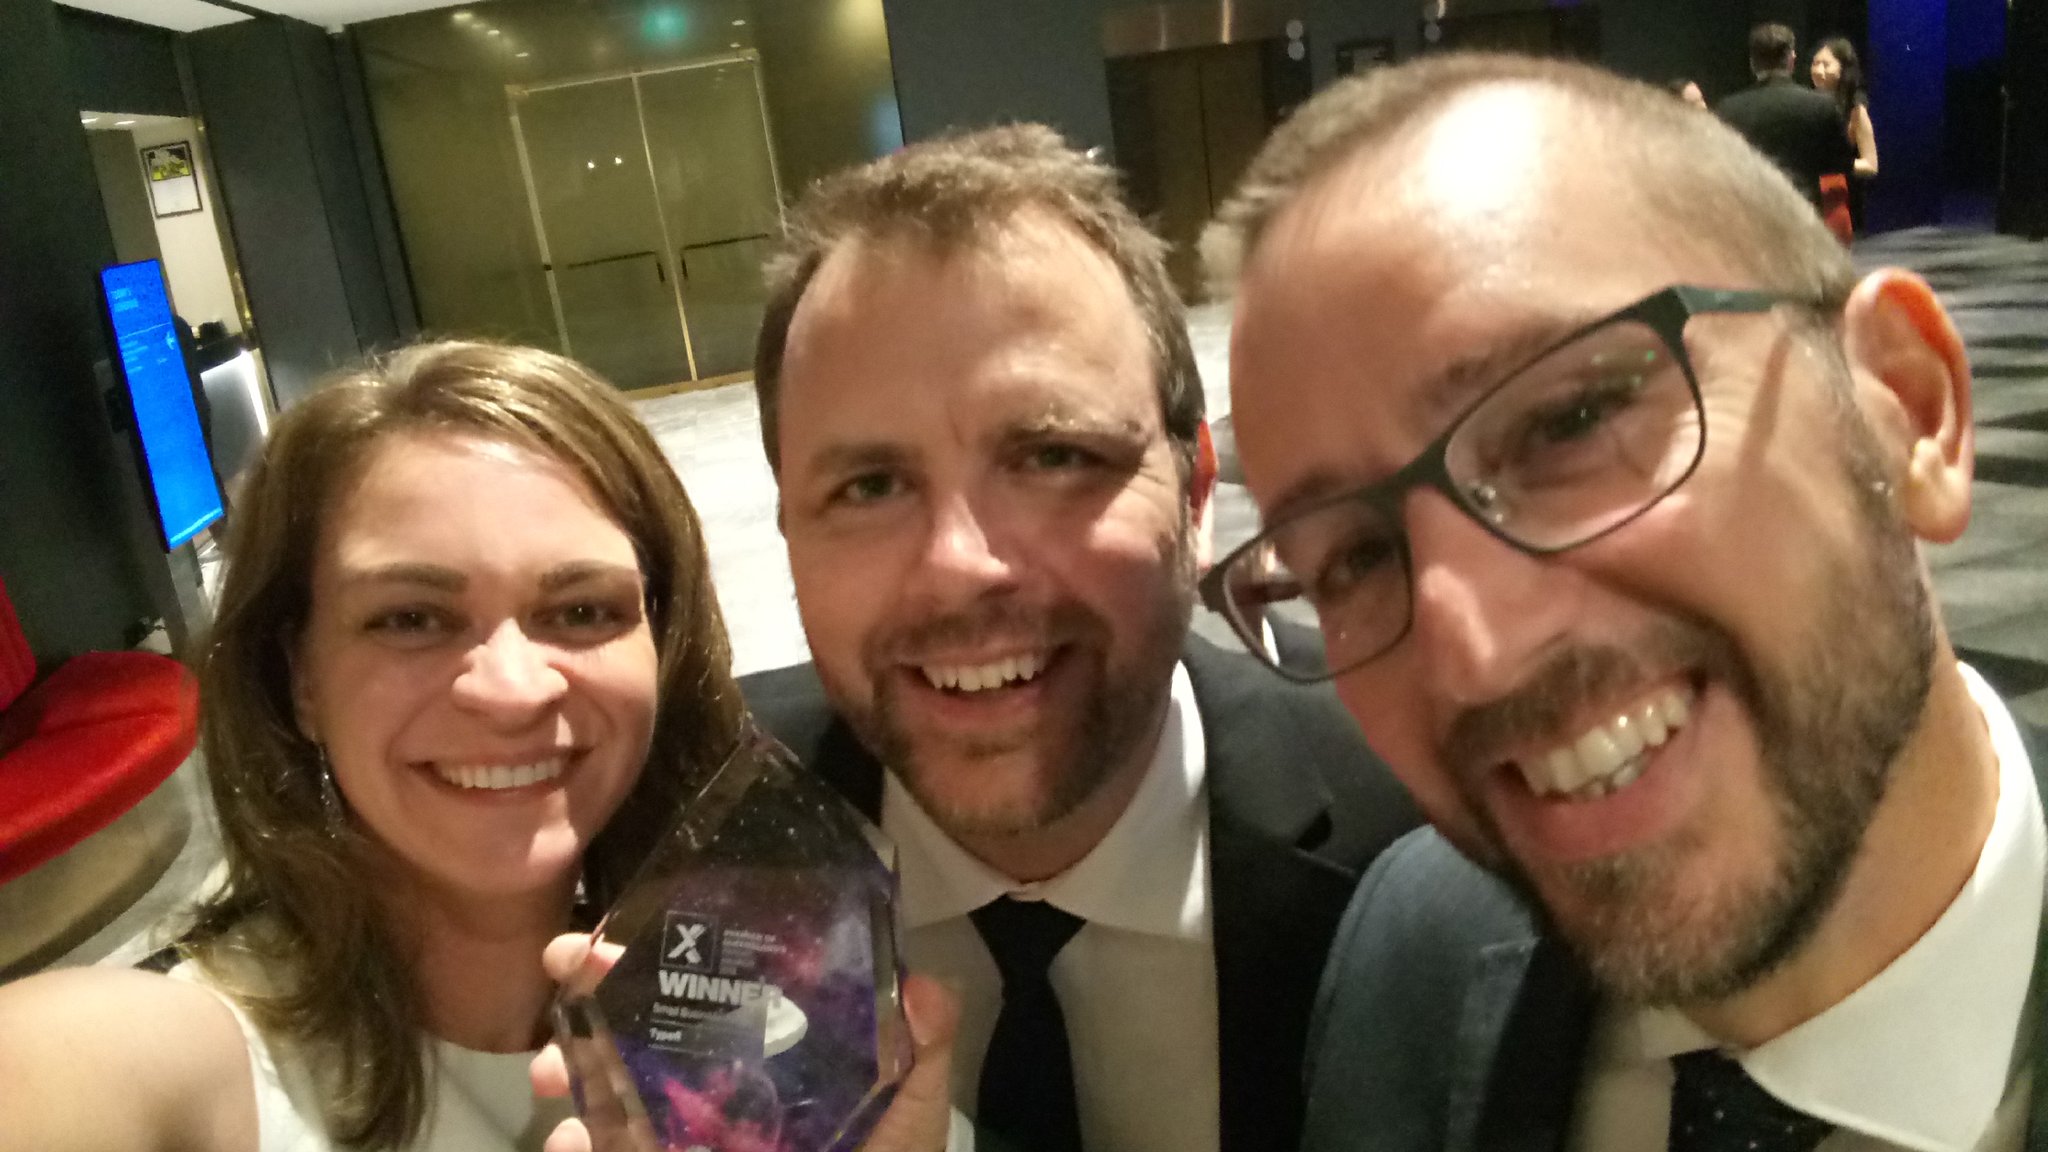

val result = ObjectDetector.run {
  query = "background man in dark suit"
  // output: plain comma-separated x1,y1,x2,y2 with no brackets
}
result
740,125,1416,1152
1716,23,1855,210
1200,53,2042,1150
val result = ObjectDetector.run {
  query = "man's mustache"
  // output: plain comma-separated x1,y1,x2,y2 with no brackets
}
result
1441,621,1729,779
870,599,1102,664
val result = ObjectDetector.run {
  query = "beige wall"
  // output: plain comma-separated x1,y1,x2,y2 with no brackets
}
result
128,119,242,334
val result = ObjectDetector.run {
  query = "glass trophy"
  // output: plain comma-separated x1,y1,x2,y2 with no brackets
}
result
554,722,913,1152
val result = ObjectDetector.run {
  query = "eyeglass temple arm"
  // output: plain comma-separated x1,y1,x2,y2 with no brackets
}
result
1671,286,1799,315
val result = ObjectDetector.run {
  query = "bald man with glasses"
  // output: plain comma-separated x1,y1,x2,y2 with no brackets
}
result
1202,53,2044,1152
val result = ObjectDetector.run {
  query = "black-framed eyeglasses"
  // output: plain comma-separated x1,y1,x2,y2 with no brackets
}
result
1200,284,1812,683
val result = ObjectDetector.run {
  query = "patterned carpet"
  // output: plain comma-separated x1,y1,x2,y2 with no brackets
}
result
1885,228,2048,724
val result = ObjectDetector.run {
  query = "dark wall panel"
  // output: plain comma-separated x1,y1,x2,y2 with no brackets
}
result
55,5,187,117
1,0,162,663
1304,0,1789,103
1602,0,1752,99
288,24,405,352
2005,0,2048,236
881,0,1115,152
333,34,420,340
185,17,371,408
1946,0,2006,200
755,0,906,194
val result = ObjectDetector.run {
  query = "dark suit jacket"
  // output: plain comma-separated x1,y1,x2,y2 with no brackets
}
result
1716,76,1855,210
1298,721,2048,1152
740,635,1420,1152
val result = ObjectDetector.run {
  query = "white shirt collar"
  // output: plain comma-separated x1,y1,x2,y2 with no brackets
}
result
1610,663,2045,1151
883,661,1211,940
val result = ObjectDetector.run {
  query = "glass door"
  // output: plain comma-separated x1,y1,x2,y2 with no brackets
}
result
510,54,784,391
640,58,784,380
512,77,694,391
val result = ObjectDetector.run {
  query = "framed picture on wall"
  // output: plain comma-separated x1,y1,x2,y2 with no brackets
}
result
141,141,202,217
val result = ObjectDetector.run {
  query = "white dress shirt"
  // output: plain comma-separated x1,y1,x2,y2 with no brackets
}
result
1571,664,2046,1152
883,661,1220,1152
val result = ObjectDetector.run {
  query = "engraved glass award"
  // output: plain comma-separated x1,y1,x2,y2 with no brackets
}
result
554,723,913,1152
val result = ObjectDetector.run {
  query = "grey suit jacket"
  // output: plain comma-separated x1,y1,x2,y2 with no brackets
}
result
740,634,1421,1152
1300,721,2048,1152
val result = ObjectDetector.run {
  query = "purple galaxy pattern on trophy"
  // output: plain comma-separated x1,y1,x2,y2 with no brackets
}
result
558,724,913,1152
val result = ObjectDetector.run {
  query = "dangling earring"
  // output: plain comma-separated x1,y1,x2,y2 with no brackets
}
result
314,744,346,833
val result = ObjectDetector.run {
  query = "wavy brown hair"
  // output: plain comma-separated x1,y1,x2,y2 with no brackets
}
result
181,340,745,1148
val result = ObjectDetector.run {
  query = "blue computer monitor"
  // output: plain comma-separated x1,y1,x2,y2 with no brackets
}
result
98,259,225,550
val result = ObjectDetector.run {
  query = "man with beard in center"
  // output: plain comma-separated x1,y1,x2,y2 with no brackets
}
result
1196,52,2047,1152
738,124,1417,1152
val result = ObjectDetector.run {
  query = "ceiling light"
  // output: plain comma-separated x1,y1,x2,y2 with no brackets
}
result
515,51,530,57
730,41,741,48
586,160,596,169
642,5,688,43
81,116,100,124
613,156,623,165
116,119,136,127
487,28,501,36
732,18,746,25
451,9,472,21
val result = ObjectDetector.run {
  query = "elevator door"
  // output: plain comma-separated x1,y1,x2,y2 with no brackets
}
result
1107,41,1290,299
511,56,783,392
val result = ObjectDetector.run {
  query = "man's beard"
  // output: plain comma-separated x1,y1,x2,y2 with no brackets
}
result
844,520,1198,842
1447,408,1936,1006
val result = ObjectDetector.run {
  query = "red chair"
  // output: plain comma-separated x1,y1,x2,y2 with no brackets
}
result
0,577,199,973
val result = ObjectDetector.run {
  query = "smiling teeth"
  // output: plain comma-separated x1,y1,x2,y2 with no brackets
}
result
433,758,566,791
1516,689,1692,800
920,653,1047,693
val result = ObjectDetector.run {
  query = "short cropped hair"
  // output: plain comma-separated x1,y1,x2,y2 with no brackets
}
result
1203,53,1856,312
1750,23,1798,75
755,123,1203,479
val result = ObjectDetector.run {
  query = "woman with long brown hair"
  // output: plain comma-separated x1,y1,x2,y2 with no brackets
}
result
1812,35,1879,242
0,340,746,1151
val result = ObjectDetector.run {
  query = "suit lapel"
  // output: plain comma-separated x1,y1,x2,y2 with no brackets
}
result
1460,935,1596,1152
808,718,885,821
1444,713,2048,1152
1437,719,2048,1150
761,643,1390,1152
1188,640,1364,1152
743,662,888,821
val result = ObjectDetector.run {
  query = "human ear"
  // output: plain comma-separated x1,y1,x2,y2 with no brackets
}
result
1839,269,1973,543
1189,421,1220,568
287,630,320,744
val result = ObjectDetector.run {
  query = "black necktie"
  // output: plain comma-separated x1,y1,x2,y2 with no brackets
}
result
1669,1050,1834,1152
971,896,1086,1152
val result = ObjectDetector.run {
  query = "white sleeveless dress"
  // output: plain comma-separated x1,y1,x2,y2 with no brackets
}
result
170,962,571,1152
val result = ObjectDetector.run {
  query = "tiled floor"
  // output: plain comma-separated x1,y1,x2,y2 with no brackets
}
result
39,227,2048,969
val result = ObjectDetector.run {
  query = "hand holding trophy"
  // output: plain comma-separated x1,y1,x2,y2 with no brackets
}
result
546,724,922,1152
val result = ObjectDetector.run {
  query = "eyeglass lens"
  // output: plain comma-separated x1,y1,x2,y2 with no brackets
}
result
1217,316,1704,679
